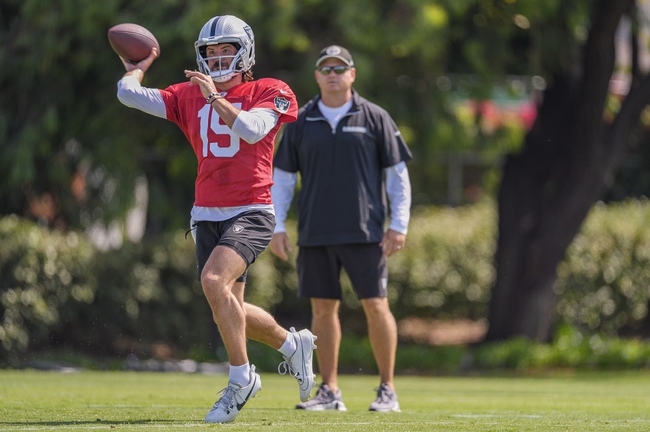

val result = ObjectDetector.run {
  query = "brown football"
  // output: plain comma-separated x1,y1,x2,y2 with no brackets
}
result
108,23,160,63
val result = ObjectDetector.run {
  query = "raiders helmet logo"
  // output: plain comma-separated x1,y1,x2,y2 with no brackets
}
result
243,26,254,42
233,224,244,233
274,96,290,113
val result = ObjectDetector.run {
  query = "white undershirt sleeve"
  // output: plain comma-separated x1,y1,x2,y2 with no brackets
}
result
117,76,279,141
232,108,279,143
270,168,297,233
385,161,412,234
116,76,166,118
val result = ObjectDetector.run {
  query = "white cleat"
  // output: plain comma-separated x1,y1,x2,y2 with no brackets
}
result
278,327,317,402
204,365,261,423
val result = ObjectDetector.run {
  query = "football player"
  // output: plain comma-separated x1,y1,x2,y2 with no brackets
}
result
115,15,316,423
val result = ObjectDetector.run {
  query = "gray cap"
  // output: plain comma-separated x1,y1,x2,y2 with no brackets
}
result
315,45,354,67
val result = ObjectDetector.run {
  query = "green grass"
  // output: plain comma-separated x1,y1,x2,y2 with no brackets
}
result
1,370,649,431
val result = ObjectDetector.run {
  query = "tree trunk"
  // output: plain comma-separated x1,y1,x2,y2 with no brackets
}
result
485,0,647,342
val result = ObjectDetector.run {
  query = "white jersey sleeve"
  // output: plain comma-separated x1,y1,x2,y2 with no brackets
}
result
232,108,279,144
117,75,166,119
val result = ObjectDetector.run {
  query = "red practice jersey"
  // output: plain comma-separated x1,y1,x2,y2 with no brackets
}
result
161,78,298,207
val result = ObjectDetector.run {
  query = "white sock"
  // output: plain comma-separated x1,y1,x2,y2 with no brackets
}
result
278,331,297,357
229,363,251,387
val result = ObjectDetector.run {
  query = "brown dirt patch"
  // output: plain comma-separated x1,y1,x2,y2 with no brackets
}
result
397,317,487,346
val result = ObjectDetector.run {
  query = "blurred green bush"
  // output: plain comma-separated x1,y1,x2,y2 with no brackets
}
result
2,199,650,365
556,199,650,336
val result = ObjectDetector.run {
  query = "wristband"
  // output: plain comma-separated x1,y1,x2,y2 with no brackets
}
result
206,92,223,104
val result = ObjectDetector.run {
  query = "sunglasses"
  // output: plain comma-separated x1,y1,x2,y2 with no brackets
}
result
317,65,350,75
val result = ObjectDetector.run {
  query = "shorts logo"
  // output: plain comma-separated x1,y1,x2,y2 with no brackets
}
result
380,277,388,296
233,224,244,233
274,96,290,113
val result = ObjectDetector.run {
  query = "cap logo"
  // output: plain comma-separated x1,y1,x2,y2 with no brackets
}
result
326,46,342,56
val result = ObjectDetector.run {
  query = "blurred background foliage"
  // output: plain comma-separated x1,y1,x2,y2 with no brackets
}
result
1,0,599,233
2,0,650,366
4,200,650,364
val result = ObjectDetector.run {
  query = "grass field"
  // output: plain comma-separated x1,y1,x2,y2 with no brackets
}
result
1,369,649,431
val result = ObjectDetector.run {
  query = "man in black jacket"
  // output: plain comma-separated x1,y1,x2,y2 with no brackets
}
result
270,45,412,413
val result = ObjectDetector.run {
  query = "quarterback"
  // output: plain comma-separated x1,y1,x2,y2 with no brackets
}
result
115,15,316,423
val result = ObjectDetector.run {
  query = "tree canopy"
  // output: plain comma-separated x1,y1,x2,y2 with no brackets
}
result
3,0,650,343
0,0,571,231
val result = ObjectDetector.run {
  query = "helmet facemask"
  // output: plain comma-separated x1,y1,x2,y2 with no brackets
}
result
194,16,255,83
197,43,245,82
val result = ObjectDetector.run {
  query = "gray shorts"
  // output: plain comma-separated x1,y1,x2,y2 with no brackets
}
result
193,210,275,282
296,244,388,300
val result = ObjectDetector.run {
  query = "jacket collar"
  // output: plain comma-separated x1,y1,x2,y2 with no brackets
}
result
307,89,362,118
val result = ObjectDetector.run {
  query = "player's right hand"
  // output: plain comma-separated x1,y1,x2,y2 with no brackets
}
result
270,232,292,261
121,47,158,73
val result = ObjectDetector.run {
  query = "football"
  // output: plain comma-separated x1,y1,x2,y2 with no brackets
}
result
108,23,160,63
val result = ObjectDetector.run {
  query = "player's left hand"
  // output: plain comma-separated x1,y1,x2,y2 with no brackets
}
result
380,229,406,257
184,69,217,99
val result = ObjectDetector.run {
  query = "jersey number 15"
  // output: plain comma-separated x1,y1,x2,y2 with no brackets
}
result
198,102,242,158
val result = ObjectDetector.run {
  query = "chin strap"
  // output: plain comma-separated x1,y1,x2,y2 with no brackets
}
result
211,71,236,83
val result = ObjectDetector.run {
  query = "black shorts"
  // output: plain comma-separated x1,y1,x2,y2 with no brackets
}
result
296,244,388,300
193,210,275,282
